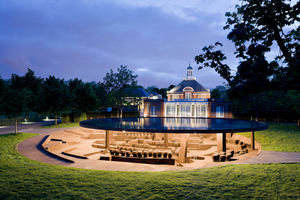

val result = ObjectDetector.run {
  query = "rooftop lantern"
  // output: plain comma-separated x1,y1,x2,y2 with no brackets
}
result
184,63,196,80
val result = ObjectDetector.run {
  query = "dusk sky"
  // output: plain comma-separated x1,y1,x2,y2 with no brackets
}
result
1,0,293,89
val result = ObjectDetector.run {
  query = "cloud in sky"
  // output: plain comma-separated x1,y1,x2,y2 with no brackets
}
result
0,0,268,89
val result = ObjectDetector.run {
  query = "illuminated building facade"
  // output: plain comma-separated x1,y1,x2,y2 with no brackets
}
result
142,64,232,118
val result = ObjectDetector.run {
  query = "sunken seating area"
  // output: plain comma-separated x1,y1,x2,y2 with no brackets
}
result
108,147,174,165
42,129,105,154
43,130,87,151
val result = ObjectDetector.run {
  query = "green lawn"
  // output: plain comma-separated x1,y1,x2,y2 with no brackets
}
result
38,122,80,129
0,124,300,199
237,123,300,152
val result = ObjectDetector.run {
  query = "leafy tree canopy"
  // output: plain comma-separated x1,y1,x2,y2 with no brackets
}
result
10,68,43,113
38,75,73,124
195,0,300,97
68,78,99,113
103,65,138,117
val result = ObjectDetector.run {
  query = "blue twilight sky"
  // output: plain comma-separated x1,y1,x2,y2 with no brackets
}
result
0,0,296,89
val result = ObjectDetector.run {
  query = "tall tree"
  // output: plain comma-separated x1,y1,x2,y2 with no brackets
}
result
95,81,107,110
195,0,300,95
10,68,43,119
68,78,98,114
38,76,73,125
278,90,300,125
103,65,138,117
0,75,32,134
211,85,228,99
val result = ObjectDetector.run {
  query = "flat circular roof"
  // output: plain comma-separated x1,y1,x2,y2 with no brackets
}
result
80,117,268,133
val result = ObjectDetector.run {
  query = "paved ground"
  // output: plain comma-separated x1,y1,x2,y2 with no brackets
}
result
2,121,300,171
0,119,61,135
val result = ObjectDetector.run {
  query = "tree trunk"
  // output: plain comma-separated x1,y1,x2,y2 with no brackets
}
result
15,118,18,134
298,119,300,126
120,107,123,118
117,108,120,118
255,110,258,121
55,115,57,125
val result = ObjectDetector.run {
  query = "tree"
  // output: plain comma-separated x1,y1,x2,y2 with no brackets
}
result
103,65,138,117
167,84,176,91
68,78,98,114
195,42,233,86
278,90,300,125
211,85,227,99
146,85,160,94
0,75,32,134
159,88,167,99
10,68,43,119
94,81,108,110
195,0,300,95
38,75,73,125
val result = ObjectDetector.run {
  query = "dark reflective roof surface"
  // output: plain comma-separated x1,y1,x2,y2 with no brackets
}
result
169,80,208,93
80,117,268,133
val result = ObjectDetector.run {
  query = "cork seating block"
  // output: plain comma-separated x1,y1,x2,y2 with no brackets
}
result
111,156,175,165
100,156,110,161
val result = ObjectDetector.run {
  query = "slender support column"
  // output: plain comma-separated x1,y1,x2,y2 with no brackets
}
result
178,133,189,163
217,133,226,153
251,131,255,150
105,130,113,149
164,133,168,149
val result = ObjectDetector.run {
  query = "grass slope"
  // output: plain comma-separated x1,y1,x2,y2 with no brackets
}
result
38,122,80,129
0,132,299,199
237,123,300,152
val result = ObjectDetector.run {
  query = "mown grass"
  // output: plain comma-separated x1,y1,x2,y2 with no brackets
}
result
237,123,300,152
0,132,299,199
38,122,80,129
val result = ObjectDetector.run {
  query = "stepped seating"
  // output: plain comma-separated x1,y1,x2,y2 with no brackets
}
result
51,132,84,145
108,148,174,165
43,141,63,152
63,130,89,138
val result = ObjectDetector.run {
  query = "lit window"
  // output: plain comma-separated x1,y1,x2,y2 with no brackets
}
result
216,106,224,118
185,93,191,99
181,104,191,117
196,105,206,117
150,106,157,117
166,105,176,116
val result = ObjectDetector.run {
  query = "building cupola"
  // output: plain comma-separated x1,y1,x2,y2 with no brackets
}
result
184,63,196,80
